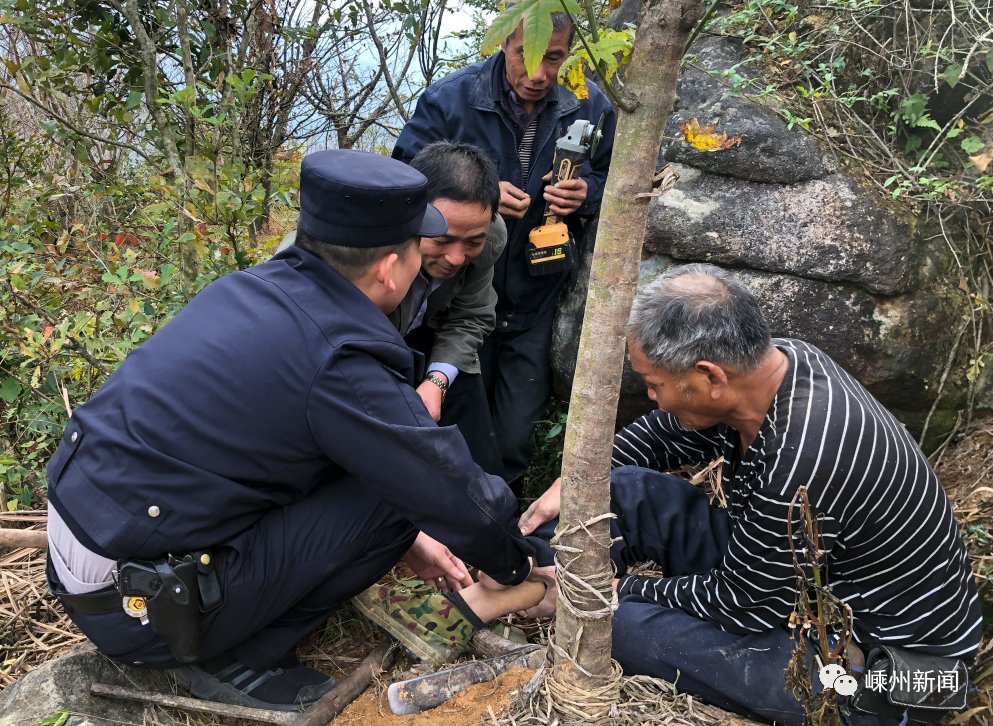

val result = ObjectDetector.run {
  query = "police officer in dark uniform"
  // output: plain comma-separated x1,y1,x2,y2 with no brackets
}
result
44,150,536,711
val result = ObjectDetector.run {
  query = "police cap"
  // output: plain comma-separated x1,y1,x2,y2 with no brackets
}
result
299,149,447,248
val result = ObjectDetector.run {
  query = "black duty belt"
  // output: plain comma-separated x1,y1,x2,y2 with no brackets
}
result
51,550,222,664
54,585,122,614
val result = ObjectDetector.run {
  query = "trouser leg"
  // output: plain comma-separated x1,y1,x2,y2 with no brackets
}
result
530,467,898,725
606,468,801,722
527,466,730,576
201,477,417,669
439,373,502,476
612,596,900,726
481,317,555,487
612,594,806,725
608,465,730,576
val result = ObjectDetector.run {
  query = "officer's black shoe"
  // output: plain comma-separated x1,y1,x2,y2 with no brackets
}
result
171,653,337,712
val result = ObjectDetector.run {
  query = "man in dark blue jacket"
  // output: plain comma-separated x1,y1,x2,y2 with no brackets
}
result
393,13,616,493
45,150,540,711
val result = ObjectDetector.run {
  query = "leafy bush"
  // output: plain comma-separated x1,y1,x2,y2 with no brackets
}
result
0,122,298,508
523,398,569,504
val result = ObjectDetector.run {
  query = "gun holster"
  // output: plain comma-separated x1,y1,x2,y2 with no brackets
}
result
116,555,203,663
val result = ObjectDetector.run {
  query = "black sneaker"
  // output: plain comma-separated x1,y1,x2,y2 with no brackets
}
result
171,654,337,712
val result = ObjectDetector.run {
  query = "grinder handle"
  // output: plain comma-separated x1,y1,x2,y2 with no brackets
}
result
542,146,588,225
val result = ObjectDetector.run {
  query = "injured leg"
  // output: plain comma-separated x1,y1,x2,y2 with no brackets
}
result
353,576,545,665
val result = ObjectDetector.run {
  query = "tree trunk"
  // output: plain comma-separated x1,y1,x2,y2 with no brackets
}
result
549,0,704,721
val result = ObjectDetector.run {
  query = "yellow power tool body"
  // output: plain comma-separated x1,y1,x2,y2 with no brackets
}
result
526,117,602,276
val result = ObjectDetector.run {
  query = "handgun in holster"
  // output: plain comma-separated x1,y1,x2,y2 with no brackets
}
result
116,552,220,664
526,115,604,277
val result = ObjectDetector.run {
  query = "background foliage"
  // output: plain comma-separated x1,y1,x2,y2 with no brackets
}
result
2,0,992,509
0,0,495,508
707,0,993,444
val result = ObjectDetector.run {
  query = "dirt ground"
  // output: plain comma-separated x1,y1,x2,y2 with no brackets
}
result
334,667,535,726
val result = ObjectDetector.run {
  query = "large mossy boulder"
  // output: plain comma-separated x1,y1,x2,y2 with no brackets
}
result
551,31,985,446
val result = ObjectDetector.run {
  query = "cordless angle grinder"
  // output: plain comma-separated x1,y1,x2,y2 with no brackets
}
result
525,115,604,276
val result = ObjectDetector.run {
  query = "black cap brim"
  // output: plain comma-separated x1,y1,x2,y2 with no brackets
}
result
418,203,448,238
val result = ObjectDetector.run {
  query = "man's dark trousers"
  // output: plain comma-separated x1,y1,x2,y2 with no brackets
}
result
404,327,502,476
50,476,417,670
536,467,897,725
479,314,555,494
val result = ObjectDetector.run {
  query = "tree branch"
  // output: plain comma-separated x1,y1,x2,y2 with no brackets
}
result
361,0,410,123
6,284,110,376
109,0,187,180
0,84,155,164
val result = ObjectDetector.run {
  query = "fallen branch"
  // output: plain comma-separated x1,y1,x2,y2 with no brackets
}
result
90,642,394,726
0,528,47,550
295,642,394,726
468,628,529,659
90,682,297,725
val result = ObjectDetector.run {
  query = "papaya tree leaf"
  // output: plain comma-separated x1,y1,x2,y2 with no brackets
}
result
481,1,530,56
522,6,553,78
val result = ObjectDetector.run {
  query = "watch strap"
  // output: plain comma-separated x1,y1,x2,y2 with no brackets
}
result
424,372,449,399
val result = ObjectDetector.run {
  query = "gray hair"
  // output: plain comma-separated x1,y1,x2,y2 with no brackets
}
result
627,263,771,372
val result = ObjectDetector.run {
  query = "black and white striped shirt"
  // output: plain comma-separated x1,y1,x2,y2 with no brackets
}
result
614,338,982,659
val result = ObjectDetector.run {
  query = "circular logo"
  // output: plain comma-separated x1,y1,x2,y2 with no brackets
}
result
818,662,847,689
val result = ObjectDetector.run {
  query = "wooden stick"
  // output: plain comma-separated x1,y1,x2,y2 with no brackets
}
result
90,682,297,725
388,645,541,715
0,528,47,550
294,642,394,726
468,628,526,659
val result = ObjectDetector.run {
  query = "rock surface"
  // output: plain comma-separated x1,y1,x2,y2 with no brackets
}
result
660,36,832,185
550,12,985,443
0,643,172,726
554,255,966,436
645,165,921,296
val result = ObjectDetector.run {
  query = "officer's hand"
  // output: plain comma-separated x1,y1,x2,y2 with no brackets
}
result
403,531,473,591
541,172,588,217
519,565,557,618
498,181,531,219
416,379,445,421
518,477,561,536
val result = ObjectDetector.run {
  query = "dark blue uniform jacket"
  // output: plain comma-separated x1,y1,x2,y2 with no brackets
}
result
47,247,532,585
393,52,616,332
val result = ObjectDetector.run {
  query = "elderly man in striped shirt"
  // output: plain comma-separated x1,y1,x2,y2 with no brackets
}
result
519,263,981,725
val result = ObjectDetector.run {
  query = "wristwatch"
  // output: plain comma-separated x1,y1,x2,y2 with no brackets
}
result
424,372,449,400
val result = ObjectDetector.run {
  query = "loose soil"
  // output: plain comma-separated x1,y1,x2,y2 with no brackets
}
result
334,667,535,725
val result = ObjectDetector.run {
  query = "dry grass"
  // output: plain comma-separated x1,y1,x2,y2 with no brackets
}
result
934,424,993,723
0,509,83,689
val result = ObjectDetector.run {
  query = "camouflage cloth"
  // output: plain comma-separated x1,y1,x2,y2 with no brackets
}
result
352,579,476,665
